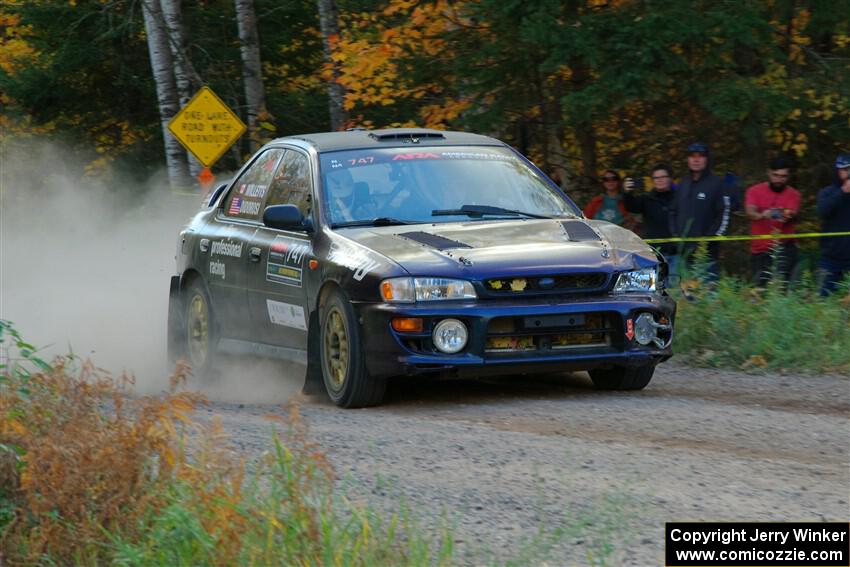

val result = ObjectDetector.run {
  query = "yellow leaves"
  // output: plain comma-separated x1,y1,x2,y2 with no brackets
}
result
4,418,27,436
783,132,808,158
740,354,768,370
419,99,472,128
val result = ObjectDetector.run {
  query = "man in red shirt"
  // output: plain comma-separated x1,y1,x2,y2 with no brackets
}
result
744,157,801,286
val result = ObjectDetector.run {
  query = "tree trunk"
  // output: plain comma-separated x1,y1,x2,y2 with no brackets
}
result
160,0,203,177
316,0,347,130
542,75,570,188
234,0,268,153
569,61,598,191
141,0,191,189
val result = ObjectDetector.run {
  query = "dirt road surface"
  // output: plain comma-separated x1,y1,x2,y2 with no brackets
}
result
200,362,849,566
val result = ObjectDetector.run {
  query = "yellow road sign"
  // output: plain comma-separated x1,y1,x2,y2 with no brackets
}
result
167,86,246,167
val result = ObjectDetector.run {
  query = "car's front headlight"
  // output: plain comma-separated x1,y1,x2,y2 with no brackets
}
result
613,267,658,293
380,277,477,303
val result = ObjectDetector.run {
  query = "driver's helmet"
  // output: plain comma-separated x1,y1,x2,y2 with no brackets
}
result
326,168,355,199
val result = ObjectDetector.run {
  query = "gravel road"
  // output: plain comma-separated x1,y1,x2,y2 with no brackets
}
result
197,361,848,566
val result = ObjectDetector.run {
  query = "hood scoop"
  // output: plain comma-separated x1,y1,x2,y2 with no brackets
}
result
561,220,601,242
397,231,472,250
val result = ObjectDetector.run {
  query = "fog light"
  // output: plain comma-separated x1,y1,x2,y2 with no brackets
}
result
634,313,657,346
432,318,468,354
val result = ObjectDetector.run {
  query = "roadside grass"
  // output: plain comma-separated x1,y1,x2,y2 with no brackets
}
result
671,261,850,374
0,320,453,566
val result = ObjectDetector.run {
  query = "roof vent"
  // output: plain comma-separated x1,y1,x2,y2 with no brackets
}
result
368,131,446,143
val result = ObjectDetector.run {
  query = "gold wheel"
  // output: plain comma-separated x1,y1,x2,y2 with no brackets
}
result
322,306,349,392
186,291,209,369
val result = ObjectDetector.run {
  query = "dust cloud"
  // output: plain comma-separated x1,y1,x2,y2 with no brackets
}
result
0,139,305,403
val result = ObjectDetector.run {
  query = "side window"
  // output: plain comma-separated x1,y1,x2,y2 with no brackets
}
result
223,148,284,220
267,150,312,218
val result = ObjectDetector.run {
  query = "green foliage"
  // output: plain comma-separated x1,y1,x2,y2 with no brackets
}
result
673,274,850,374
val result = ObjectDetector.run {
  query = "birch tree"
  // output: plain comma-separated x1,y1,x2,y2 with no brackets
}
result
234,0,268,153
316,0,347,130
141,0,190,188
160,0,203,177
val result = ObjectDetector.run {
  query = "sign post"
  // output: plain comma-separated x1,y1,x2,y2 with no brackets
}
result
167,86,247,193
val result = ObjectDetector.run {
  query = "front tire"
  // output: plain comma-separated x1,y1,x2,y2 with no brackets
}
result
320,290,386,408
589,365,655,390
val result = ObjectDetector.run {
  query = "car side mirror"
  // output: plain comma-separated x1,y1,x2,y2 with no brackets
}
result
263,204,312,232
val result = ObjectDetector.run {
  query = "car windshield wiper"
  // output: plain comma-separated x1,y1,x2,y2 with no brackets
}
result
431,204,552,220
331,217,416,228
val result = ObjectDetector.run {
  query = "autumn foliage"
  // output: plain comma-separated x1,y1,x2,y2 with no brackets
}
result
0,321,451,566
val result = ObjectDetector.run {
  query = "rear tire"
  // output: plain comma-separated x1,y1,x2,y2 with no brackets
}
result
166,279,186,368
183,279,217,378
589,365,655,390
320,290,386,408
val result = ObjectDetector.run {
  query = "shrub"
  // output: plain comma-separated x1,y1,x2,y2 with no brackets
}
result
672,272,850,374
0,321,453,566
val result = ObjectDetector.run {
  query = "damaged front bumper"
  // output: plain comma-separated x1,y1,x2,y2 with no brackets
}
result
354,292,676,378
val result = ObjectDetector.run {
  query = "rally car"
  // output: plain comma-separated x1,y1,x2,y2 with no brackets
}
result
167,128,675,407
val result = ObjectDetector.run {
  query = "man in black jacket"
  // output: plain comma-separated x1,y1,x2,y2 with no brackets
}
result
669,142,732,280
624,163,677,273
817,153,850,295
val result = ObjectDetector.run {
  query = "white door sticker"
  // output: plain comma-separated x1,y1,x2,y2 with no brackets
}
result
266,299,307,330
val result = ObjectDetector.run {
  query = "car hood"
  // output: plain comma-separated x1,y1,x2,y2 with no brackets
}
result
337,218,659,279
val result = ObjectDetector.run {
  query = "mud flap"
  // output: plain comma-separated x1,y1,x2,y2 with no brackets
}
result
302,308,326,396
166,275,184,365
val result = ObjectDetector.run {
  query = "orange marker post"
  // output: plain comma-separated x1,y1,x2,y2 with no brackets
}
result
198,167,216,197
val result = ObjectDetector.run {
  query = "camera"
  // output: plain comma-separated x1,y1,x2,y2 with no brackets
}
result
624,176,644,191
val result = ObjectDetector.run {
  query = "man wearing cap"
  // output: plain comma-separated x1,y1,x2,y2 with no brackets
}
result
744,156,800,286
817,153,850,295
669,142,732,280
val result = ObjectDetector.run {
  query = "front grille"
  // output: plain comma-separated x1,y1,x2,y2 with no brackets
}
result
485,312,620,356
483,273,608,296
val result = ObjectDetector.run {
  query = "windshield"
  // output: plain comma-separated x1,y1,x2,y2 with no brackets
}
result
319,146,580,226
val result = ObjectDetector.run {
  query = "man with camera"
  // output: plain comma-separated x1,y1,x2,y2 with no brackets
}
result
624,163,678,273
744,156,800,286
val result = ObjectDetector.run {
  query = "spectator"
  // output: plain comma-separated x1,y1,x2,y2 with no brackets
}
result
744,156,800,286
624,163,677,271
817,153,850,295
669,142,731,280
584,170,633,228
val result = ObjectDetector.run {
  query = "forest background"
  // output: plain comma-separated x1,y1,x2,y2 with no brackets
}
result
2,0,849,272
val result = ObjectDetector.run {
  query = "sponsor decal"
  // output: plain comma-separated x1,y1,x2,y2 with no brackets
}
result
392,152,441,161
266,300,307,330
625,318,635,341
440,151,514,162
327,242,381,281
211,239,243,258
229,196,243,215
267,236,311,287
330,158,343,169
209,259,226,279
510,278,527,292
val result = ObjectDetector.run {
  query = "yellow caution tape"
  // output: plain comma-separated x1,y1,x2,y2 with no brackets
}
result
645,231,850,244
